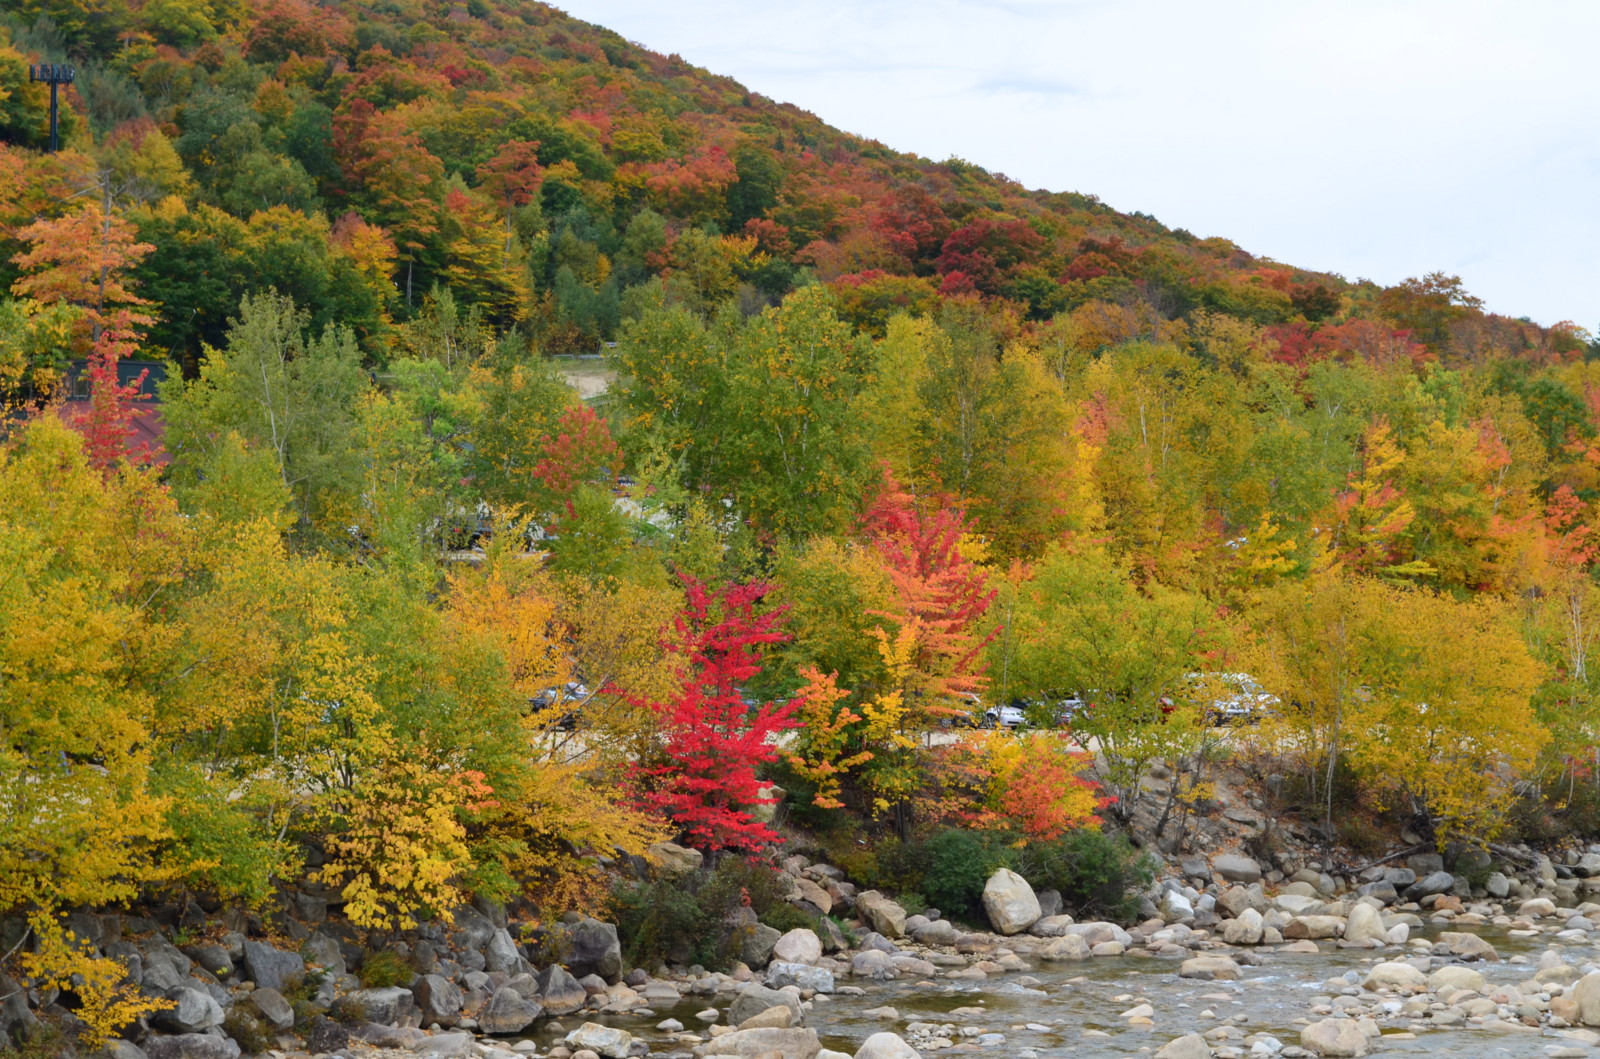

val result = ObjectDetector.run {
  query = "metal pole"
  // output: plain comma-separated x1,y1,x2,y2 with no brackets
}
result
49,81,58,153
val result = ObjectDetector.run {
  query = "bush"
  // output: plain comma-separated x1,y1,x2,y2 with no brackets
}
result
357,950,412,988
610,855,816,971
919,830,1017,919
1018,830,1154,923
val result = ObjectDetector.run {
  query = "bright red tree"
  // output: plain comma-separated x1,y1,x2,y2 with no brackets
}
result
630,577,798,852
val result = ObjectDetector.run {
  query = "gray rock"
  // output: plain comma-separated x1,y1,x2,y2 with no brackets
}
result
1485,871,1510,898
647,841,704,877
853,1032,920,1059
140,940,193,993
1571,971,1600,1025
141,1035,241,1059
564,1022,634,1058
240,940,303,992
1035,889,1062,918
1036,934,1091,960
300,932,346,977
908,917,957,945
1217,883,1267,918
411,1030,475,1057
306,1014,350,1053
152,988,224,1033
181,943,232,978
414,974,465,1027
700,1026,821,1057
739,922,783,968
729,982,804,1026
850,949,896,979
1404,871,1455,900
337,985,416,1026
1213,854,1262,883
772,928,822,965
485,928,522,973
537,964,587,1015
1221,907,1264,945
0,971,38,1044
766,961,835,994
241,987,294,1033
854,892,907,937
1154,1034,1211,1059
981,868,1041,935
480,986,543,1035
1299,1018,1368,1057
565,918,623,981
1178,956,1241,980
100,1040,148,1059
1342,903,1386,944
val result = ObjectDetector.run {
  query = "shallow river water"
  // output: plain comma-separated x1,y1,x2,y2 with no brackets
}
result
518,922,1600,1058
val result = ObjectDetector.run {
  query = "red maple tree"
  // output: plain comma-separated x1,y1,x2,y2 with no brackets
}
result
629,577,797,853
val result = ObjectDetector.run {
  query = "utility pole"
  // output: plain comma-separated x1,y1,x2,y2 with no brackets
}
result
28,63,74,153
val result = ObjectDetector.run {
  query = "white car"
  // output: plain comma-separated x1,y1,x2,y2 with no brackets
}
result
1187,673,1277,724
983,703,1027,728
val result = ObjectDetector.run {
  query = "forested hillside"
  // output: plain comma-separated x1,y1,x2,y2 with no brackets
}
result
6,0,1600,1007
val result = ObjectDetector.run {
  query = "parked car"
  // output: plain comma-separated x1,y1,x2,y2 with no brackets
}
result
1186,672,1278,725
530,681,590,731
982,701,1026,728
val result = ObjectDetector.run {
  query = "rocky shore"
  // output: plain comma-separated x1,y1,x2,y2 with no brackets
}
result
18,834,1600,1059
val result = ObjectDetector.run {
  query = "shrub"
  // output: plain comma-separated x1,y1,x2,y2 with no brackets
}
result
1018,830,1154,923
918,830,1017,919
357,950,412,988
610,855,814,970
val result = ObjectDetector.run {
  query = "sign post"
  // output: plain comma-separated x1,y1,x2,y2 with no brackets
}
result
27,63,75,153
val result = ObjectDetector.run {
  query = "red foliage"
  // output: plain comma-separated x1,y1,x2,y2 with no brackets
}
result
861,466,996,706
629,578,798,852
532,404,622,498
75,331,154,475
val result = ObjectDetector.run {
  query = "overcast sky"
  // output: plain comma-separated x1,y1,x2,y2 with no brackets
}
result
564,0,1597,329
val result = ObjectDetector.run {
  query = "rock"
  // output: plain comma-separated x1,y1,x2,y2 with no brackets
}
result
1570,971,1600,1025
241,986,294,1033
1362,962,1426,990
1179,956,1241,980
772,928,823,965
850,948,895,979
1036,889,1062,918
700,1026,821,1057
537,964,588,1015
307,1014,349,1053
240,939,304,993
766,962,834,994
1272,894,1323,916
855,891,907,937
1404,871,1455,900
1342,903,1386,944
1282,915,1344,940
739,1004,797,1029
1485,871,1510,898
793,877,834,915
853,1032,921,1059
1037,933,1091,960
1519,897,1558,918
982,868,1041,935
300,932,346,977
182,942,232,978
647,841,704,877
729,982,804,1027
99,1041,147,1059
1154,1033,1212,1059
142,1036,241,1059
910,918,959,945
739,923,783,968
1299,1018,1368,1057
1213,854,1262,883
480,987,543,1035
1428,965,1485,992
1436,931,1498,960
565,1022,635,1059
415,974,465,1027
152,987,225,1033
413,1030,475,1057
0,971,38,1045
1221,907,1264,945
140,940,192,993
485,927,523,973
338,986,416,1026
563,918,623,981
1026,914,1074,937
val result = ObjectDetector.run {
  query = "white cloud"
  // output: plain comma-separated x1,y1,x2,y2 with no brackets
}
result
566,0,1599,327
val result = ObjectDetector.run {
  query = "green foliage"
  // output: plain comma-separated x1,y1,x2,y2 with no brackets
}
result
610,856,813,971
1016,830,1155,923
356,949,413,988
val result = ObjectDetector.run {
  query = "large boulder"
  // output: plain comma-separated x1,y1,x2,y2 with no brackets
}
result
336,986,415,1026
1362,962,1426,990
414,974,465,1027
1154,1034,1211,1059
1178,956,1241,981
479,986,542,1035
1570,971,1600,1025
646,841,704,877
772,928,823,965
729,982,804,1026
1217,883,1267,918
1403,871,1455,900
699,1026,822,1058
1300,1018,1368,1057
766,961,835,994
240,987,294,1033
140,940,193,993
241,940,304,993
1221,907,1263,945
1037,934,1091,960
982,868,1041,935
565,1022,634,1059
151,987,224,1033
793,877,834,914
484,928,522,973
537,964,588,1015
564,918,623,980
910,918,959,946
853,1032,921,1059
855,892,907,938
738,922,783,968
850,949,896,979
142,1036,242,1059
1213,854,1262,883
1342,903,1387,944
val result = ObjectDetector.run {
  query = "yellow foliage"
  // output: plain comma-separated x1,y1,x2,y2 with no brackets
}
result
786,667,869,809
21,915,171,1048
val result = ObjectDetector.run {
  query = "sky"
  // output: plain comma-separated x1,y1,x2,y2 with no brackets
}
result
563,0,1598,329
